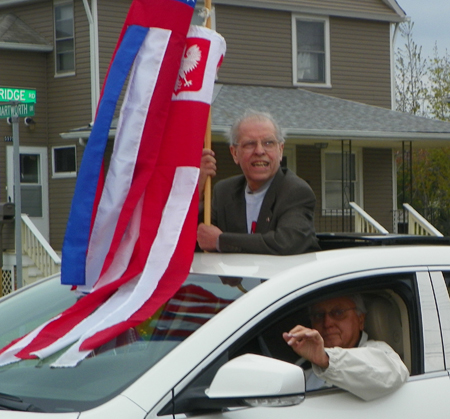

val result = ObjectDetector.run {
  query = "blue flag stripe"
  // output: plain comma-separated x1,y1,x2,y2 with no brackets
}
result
61,25,149,286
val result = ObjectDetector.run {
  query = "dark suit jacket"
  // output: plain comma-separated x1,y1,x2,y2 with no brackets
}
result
212,168,320,255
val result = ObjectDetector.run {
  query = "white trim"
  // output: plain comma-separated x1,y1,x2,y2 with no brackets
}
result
321,146,363,212
0,42,52,52
349,202,389,234
390,22,401,110
381,0,407,19
291,14,331,88
82,0,100,121
21,214,61,263
0,0,45,7
53,71,76,79
51,145,77,178
392,149,397,215
6,146,50,241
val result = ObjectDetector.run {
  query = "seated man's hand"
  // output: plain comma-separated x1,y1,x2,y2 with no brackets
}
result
197,223,223,252
198,148,216,199
283,325,329,369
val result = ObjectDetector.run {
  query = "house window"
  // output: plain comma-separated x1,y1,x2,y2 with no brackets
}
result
54,0,75,75
19,153,43,217
52,145,77,178
322,150,361,211
292,15,330,86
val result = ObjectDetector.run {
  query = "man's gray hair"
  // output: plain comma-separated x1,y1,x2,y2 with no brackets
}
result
227,109,285,146
350,294,367,315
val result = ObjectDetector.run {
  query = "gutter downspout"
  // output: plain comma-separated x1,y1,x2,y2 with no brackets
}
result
391,21,400,228
390,21,401,110
82,0,100,122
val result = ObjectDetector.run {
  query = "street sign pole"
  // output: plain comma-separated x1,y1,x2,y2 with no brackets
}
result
0,87,36,289
11,102,23,289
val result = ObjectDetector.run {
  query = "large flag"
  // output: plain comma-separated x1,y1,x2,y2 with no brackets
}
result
0,0,226,368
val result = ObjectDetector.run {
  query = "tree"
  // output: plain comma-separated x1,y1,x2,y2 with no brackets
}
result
395,24,450,235
395,21,428,116
427,45,450,121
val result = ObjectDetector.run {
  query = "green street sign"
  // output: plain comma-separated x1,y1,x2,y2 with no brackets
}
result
0,103,35,118
0,87,36,103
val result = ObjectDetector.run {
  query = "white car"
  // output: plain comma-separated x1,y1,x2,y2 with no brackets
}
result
0,236,450,418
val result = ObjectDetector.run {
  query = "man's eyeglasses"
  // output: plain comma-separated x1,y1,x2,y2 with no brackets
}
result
309,307,357,323
235,139,279,152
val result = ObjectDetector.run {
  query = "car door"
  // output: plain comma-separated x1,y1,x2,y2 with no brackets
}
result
430,270,450,370
150,268,450,419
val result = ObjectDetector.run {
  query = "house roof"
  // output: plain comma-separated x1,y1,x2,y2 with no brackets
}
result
211,85,450,148
0,13,52,52
60,84,450,149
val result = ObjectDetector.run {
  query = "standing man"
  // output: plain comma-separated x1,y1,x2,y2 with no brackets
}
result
197,109,319,255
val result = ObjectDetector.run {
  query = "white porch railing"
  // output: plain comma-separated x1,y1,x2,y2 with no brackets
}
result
349,202,389,234
21,214,61,277
402,203,444,237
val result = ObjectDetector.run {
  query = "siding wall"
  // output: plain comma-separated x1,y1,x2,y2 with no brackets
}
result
314,17,392,107
216,6,292,87
363,147,394,231
296,145,323,231
97,1,130,76
216,6,392,107
97,1,131,121
215,0,399,19
46,1,92,248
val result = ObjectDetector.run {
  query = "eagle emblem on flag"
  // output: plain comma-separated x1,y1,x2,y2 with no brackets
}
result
175,36,211,94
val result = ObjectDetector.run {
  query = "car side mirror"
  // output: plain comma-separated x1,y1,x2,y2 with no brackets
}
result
205,353,305,408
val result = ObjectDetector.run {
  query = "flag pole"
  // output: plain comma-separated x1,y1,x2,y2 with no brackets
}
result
203,0,212,226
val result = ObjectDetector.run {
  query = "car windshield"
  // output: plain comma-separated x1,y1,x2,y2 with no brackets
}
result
0,273,263,413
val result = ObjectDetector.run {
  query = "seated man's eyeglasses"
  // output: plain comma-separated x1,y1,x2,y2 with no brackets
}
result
309,307,358,323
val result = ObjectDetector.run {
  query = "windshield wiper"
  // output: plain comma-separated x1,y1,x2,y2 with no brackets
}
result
0,392,44,412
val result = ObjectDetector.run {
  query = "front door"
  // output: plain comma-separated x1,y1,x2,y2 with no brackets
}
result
6,146,49,241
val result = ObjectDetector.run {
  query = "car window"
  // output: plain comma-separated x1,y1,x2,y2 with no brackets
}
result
0,276,79,349
0,274,264,413
443,271,450,294
164,272,421,416
237,272,421,374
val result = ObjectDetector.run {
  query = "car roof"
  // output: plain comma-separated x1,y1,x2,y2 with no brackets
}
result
191,242,450,281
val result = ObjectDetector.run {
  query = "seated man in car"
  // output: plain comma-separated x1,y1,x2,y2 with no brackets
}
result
282,295,409,401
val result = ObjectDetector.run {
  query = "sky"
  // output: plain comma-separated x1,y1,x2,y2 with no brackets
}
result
396,0,450,59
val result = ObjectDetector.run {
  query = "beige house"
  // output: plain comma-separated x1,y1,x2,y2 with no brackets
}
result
0,0,449,288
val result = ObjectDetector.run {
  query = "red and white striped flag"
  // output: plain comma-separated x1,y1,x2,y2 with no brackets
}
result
0,0,225,367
